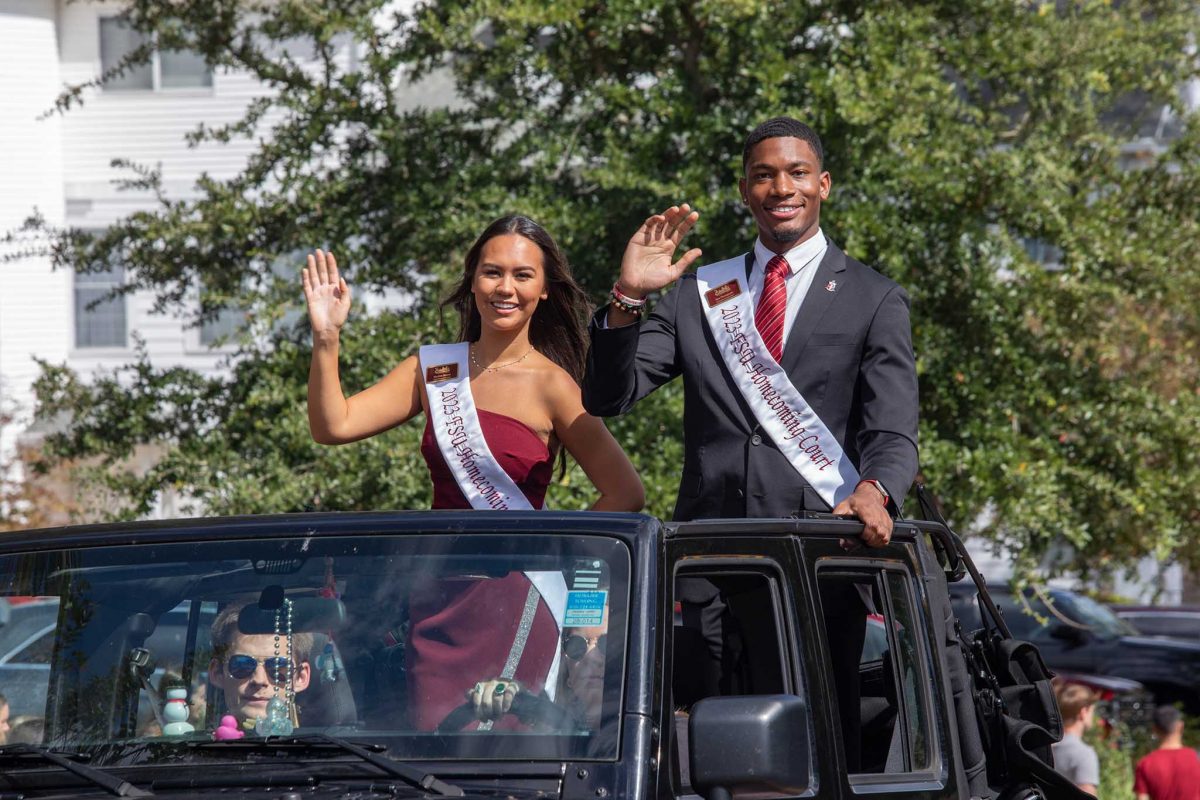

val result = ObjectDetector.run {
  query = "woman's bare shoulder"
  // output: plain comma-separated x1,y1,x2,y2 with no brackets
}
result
530,355,583,409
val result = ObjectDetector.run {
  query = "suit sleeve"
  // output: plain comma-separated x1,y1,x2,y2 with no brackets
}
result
582,282,685,416
855,285,919,510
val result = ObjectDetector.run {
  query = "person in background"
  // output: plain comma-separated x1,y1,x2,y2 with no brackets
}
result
1134,704,1200,800
1051,683,1100,796
7,716,43,745
0,693,9,745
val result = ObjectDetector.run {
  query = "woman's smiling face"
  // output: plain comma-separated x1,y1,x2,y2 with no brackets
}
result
472,234,548,333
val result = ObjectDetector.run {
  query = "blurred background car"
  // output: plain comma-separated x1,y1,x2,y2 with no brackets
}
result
950,582,1200,714
1111,605,1200,642
0,597,212,718
0,598,60,717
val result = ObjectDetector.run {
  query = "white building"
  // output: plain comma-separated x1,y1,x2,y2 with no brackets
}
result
2,0,298,473
1,0,441,520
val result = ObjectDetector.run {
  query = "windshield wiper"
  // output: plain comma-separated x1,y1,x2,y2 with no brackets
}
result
0,744,154,797
189,734,463,797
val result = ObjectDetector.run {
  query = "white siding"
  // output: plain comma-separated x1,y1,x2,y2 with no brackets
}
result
0,0,68,466
54,1,354,379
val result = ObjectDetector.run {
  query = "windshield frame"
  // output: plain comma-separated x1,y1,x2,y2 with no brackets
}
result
0,515,640,766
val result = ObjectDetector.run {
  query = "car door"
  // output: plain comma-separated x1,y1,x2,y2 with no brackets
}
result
798,526,955,800
660,527,822,800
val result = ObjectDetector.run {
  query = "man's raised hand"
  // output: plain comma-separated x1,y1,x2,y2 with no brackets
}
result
302,249,351,338
617,204,703,298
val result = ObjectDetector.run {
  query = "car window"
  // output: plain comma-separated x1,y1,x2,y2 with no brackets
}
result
671,566,793,797
952,588,1047,640
8,625,55,664
994,592,1050,640
817,566,937,778
0,532,630,763
1048,591,1136,638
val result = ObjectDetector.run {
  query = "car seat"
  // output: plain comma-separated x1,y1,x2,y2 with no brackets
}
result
296,633,358,727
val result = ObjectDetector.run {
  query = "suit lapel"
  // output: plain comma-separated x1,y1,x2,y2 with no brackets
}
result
779,238,847,375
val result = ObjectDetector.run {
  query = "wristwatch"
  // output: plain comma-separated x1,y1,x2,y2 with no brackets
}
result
860,479,890,506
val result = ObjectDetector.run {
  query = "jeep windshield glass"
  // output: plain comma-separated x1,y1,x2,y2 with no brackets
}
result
0,531,627,764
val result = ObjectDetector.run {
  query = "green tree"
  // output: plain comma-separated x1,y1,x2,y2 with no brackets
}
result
17,0,1200,574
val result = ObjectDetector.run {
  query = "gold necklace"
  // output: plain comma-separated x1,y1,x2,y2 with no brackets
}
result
470,343,535,372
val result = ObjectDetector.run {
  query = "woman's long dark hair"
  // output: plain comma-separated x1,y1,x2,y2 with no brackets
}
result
443,215,591,385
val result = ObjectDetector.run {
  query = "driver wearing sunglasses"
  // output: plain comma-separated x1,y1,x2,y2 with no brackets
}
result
209,602,315,730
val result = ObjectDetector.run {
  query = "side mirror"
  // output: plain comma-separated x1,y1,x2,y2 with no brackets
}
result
689,694,812,800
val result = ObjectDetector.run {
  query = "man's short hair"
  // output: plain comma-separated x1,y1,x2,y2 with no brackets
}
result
1056,684,1099,723
1152,704,1183,733
742,117,824,172
211,600,314,664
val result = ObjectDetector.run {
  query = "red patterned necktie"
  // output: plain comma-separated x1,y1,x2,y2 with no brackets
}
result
755,254,790,361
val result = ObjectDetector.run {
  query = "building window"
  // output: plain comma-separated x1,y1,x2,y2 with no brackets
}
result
100,17,212,91
199,305,243,347
74,266,127,349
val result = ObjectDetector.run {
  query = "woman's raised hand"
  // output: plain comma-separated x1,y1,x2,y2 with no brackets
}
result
617,204,703,298
302,249,352,337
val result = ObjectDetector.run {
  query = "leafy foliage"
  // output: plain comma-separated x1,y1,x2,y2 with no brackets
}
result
19,0,1200,572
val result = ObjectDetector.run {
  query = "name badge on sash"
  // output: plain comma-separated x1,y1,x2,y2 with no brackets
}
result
418,343,534,511
695,258,860,507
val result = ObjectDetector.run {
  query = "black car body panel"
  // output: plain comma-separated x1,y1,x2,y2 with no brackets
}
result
0,512,1063,799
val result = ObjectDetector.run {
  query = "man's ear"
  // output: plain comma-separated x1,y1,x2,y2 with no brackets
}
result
819,171,831,200
293,662,312,693
737,177,748,205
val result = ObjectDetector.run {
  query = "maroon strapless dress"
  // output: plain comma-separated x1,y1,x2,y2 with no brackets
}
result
419,409,554,510
407,409,559,731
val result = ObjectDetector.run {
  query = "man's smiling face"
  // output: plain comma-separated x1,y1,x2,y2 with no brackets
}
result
739,136,830,254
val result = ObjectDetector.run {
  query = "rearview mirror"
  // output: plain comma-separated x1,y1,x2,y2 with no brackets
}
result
238,596,347,634
689,694,812,800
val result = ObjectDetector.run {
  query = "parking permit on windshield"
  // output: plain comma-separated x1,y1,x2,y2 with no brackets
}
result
564,590,606,627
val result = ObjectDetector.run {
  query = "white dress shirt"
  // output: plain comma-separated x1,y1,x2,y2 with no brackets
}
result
748,228,827,346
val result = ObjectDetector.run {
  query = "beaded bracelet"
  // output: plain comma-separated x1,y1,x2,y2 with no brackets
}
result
610,283,647,316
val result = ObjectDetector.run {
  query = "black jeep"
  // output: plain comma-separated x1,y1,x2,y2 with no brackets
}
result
0,512,1072,799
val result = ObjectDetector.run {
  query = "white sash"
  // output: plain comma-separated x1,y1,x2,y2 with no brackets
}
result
695,257,860,508
418,342,534,511
418,343,565,695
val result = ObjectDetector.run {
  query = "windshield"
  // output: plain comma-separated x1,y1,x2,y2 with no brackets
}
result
0,529,628,764
1048,590,1138,638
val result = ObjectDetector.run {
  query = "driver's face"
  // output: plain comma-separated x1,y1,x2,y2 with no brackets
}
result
210,634,310,724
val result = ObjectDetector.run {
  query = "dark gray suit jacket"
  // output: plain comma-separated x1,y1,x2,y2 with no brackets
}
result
583,239,918,521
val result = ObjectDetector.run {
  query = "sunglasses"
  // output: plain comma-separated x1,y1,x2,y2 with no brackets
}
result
225,654,294,682
562,634,606,661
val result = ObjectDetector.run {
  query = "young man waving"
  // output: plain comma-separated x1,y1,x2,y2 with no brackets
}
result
585,116,918,541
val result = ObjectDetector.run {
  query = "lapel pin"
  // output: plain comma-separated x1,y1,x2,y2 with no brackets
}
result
824,280,838,292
